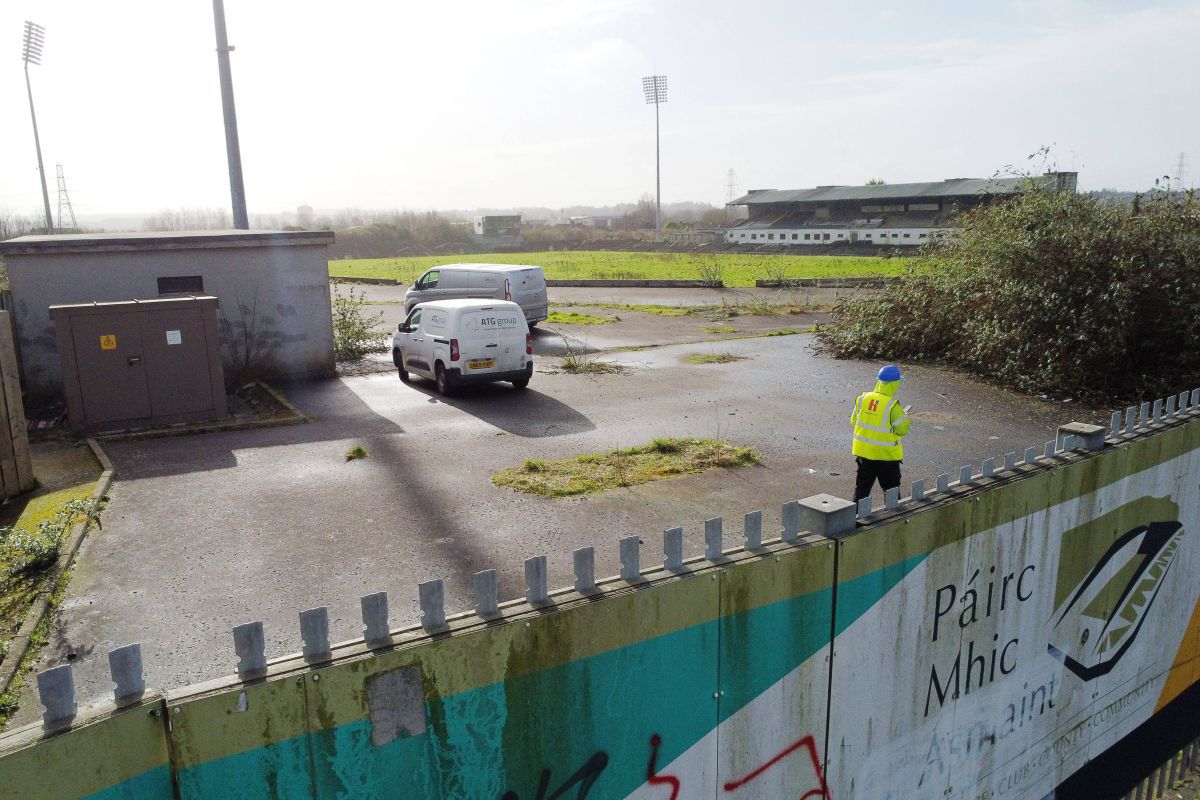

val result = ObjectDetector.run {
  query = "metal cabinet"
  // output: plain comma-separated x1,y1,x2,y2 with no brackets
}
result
52,296,228,431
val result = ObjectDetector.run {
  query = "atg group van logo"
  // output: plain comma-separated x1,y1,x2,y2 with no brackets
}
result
1048,508,1185,682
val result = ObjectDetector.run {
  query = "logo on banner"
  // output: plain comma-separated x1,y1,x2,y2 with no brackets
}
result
1048,518,1185,681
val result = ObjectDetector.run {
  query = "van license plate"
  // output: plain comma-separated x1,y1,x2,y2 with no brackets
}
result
467,359,495,369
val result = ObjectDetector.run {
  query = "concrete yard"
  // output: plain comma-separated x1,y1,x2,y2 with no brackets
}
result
7,300,1102,726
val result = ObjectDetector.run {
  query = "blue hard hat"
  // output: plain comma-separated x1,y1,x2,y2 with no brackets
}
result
877,364,902,382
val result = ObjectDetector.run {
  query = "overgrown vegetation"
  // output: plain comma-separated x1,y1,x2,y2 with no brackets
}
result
344,445,368,461
332,285,387,361
559,355,625,375
330,252,911,287
815,185,1200,402
545,311,615,325
685,353,746,364
492,437,759,496
0,497,99,577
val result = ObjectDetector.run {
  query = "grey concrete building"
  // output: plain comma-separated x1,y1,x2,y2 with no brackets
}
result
0,230,336,402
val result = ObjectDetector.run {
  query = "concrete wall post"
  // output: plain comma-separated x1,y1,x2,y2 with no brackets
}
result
473,571,498,617
361,592,390,645
619,536,640,581
233,621,267,677
300,607,331,663
781,500,801,542
743,511,763,550
704,517,723,560
573,547,596,594
525,556,548,605
418,580,445,630
37,664,76,729
107,643,145,706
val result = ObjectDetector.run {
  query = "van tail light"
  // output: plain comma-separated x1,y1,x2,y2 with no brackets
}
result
450,339,460,361
504,279,511,301
526,333,533,355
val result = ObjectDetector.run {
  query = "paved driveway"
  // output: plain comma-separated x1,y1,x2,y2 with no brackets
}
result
11,331,1093,724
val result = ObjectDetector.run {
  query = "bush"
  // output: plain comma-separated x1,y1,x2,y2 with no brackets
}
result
814,186,1200,402
332,285,387,362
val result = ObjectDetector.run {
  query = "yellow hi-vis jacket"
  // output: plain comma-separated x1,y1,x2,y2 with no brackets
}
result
851,379,911,461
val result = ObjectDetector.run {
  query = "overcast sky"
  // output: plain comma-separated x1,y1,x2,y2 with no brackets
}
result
1,0,1196,219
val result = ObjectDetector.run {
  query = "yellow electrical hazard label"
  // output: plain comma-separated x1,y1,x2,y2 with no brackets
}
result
100,335,117,350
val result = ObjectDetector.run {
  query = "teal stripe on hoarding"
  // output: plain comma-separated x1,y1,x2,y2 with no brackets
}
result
719,587,834,724
176,562,913,799
177,621,720,800
835,554,928,637
84,764,173,800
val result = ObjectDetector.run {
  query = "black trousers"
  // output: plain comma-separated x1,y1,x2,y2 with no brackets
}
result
853,457,901,503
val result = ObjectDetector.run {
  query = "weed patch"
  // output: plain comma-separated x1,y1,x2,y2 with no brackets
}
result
546,311,615,325
492,438,759,496
559,356,625,375
344,445,368,461
700,325,738,334
685,353,747,364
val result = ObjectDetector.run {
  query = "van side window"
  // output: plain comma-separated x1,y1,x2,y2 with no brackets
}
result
420,270,439,289
405,309,422,330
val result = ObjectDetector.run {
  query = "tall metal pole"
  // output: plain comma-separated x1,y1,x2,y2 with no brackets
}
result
654,98,661,241
22,21,54,234
642,75,668,242
212,0,248,229
24,64,54,234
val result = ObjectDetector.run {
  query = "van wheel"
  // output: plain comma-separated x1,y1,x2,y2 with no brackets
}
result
393,349,410,382
512,378,529,390
435,364,452,396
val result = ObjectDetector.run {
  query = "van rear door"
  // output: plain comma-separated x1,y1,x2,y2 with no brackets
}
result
458,306,504,376
495,308,528,373
509,268,548,321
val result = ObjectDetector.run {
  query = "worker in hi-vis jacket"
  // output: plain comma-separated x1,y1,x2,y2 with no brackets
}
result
850,364,912,503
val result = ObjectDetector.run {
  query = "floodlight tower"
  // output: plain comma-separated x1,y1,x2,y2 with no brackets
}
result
21,21,54,234
642,75,668,240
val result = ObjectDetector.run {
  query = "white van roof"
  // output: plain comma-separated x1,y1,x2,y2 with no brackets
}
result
434,263,542,273
414,298,524,314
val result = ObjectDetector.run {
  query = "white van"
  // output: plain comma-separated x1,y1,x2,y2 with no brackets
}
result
404,264,549,326
391,299,533,394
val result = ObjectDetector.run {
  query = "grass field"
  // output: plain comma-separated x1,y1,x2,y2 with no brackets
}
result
329,251,914,287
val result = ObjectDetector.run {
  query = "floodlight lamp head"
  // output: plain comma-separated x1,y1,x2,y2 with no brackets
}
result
641,74,668,104
22,21,45,66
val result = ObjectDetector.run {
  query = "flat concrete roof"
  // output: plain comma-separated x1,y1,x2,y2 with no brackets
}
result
0,229,335,256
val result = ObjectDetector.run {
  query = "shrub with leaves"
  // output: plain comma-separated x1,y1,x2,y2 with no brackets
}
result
814,186,1200,402
332,285,387,362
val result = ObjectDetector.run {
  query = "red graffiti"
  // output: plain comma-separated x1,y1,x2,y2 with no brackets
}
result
722,735,830,800
646,734,681,800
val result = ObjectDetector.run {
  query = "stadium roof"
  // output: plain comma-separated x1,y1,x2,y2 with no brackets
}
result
729,174,1065,205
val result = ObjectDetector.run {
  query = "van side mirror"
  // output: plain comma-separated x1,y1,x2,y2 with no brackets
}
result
398,323,409,333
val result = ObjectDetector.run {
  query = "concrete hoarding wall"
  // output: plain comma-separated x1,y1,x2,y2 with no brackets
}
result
827,421,1200,799
0,417,1197,799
